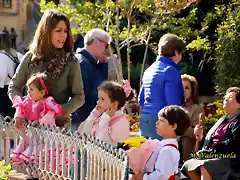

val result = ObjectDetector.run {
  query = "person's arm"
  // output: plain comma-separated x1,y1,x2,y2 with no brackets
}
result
61,61,85,116
39,111,55,125
143,147,178,180
0,55,7,88
8,52,30,101
164,68,183,106
12,95,25,118
138,85,145,108
77,107,101,133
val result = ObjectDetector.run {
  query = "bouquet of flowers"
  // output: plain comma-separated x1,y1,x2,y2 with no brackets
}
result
118,136,160,175
203,100,226,132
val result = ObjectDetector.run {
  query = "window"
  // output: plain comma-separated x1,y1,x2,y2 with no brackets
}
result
3,0,12,8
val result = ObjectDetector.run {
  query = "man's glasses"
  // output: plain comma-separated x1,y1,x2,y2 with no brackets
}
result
98,39,109,49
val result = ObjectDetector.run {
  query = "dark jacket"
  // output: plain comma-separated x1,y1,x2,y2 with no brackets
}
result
74,48,108,123
202,113,240,171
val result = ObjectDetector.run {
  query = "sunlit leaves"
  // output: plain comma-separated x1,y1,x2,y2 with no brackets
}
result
0,160,12,180
214,0,240,94
187,36,210,51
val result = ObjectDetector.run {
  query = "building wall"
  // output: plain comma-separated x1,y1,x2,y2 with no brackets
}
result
0,0,32,44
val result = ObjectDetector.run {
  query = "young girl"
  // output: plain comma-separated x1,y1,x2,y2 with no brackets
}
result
78,80,133,145
132,105,190,180
10,73,62,164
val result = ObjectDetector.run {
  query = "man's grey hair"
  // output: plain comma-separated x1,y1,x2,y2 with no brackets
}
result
84,28,112,46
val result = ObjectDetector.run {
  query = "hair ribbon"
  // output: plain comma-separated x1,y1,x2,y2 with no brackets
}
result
32,73,49,95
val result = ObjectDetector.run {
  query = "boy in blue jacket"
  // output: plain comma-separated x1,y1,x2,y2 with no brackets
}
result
138,33,185,140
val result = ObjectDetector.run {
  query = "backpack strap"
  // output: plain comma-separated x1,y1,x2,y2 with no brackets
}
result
0,51,19,64
0,51,19,79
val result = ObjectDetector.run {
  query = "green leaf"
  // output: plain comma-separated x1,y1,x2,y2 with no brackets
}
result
5,164,11,171
186,37,210,51
0,160,5,167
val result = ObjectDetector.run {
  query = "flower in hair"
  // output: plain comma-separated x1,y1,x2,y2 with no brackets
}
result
123,80,132,97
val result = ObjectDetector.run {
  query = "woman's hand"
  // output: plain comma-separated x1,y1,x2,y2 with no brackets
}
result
15,117,24,129
194,124,203,141
131,174,143,180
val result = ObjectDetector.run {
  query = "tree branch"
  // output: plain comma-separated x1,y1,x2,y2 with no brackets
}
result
140,28,152,88
119,29,149,49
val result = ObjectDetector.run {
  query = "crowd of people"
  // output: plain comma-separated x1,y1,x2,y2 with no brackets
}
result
1,8,240,180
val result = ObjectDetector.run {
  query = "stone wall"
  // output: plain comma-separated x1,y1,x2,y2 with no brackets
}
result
0,0,32,44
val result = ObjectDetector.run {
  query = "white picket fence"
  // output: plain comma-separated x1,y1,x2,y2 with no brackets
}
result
0,116,129,180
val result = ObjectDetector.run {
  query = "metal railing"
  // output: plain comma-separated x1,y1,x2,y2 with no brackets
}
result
0,116,129,180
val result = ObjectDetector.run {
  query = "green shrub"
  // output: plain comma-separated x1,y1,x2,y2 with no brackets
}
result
214,6,240,94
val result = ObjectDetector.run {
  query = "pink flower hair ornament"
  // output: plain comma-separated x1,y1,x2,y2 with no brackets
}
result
123,80,132,98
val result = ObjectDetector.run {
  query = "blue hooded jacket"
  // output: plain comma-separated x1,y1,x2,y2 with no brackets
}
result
138,56,184,114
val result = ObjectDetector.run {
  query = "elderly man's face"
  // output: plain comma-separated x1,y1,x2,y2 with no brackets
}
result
223,92,238,114
95,37,110,62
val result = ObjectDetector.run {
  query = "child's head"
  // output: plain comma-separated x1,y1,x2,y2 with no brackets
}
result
97,80,134,112
27,73,49,101
158,33,185,63
156,105,190,138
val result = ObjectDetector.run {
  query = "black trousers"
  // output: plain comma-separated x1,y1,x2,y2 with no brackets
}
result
0,85,15,119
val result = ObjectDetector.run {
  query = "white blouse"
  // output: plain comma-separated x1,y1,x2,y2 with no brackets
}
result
143,138,179,180
0,50,23,88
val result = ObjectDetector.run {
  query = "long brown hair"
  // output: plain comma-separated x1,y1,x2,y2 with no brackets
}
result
29,9,73,58
181,74,199,104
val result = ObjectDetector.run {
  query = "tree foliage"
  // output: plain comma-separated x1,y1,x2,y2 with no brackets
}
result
40,0,240,95
40,0,191,81
39,0,219,86
214,1,240,94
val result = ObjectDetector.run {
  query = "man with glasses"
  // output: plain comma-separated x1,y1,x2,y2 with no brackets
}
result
72,28,112,131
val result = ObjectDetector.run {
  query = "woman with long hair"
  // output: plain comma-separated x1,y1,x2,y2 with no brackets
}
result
181,74,203,161
8,9,84,129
